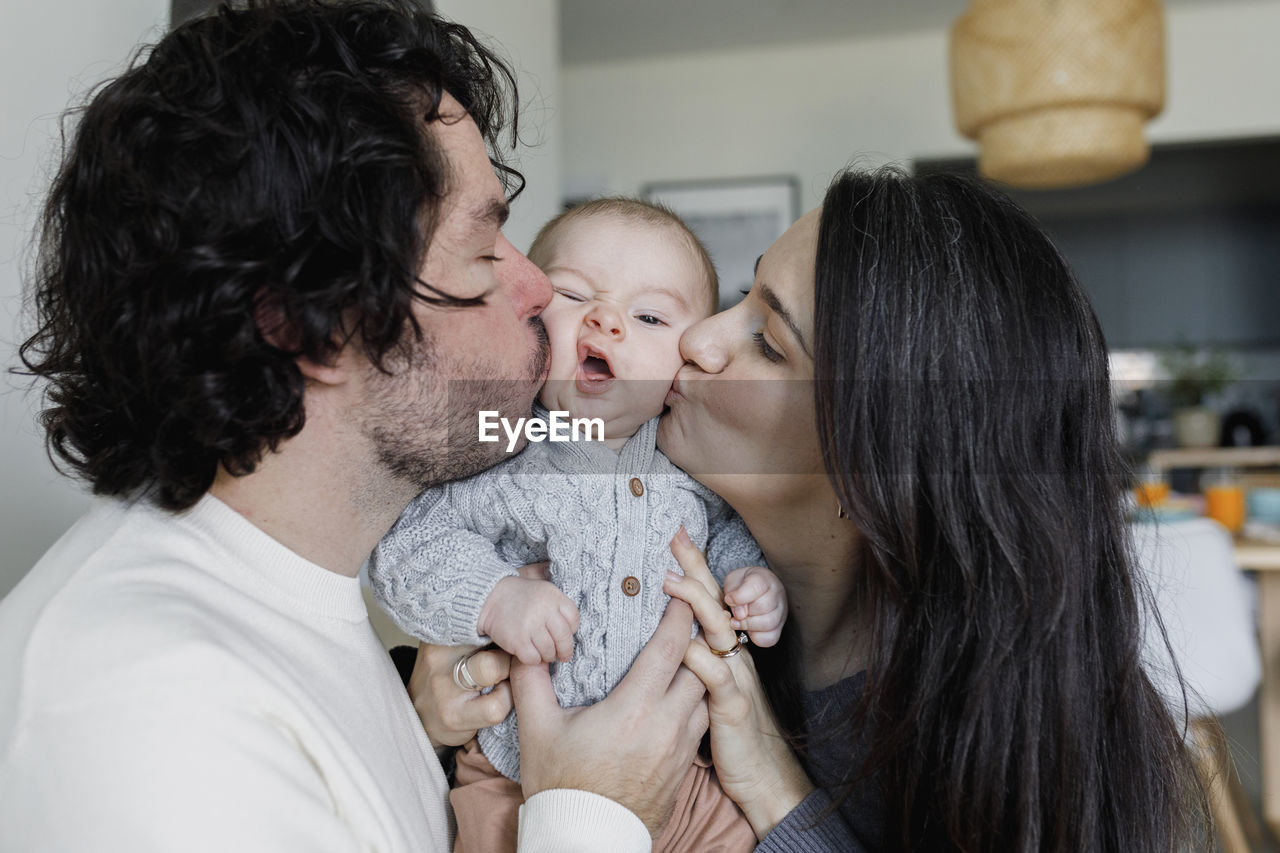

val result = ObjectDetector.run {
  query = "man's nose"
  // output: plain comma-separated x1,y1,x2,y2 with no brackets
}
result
585,304,624,338
499,235,551,321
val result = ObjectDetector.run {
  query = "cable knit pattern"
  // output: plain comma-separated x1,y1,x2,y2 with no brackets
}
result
369,409,763,782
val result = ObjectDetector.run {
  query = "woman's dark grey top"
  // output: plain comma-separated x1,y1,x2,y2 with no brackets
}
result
755,672,883,852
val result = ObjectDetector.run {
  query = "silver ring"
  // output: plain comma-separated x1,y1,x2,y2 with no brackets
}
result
452,651,482,692
709,632,749,658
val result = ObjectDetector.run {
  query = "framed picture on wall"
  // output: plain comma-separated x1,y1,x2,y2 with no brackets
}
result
642,176,800,309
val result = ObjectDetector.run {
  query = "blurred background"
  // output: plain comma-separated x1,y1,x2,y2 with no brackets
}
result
2,1,1279,847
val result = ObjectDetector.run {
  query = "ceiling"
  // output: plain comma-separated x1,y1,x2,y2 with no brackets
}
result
561,0,1209,65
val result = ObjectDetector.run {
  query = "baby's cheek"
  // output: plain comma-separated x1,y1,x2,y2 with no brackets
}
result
647,334,689,381
541,325,579,379
626,383,673,424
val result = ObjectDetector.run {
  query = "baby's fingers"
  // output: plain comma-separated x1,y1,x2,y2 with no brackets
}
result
559,599,581,636
723,567,771,606
513,643,546,666
740,622,783,648
550,615,576,663
729,588,780,623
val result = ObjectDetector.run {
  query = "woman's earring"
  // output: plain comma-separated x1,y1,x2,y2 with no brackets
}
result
836,501,848,520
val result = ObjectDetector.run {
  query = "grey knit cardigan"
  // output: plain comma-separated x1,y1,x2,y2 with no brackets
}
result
369,412,763,781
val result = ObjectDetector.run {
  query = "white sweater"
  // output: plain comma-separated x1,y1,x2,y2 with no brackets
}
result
0,495,649,852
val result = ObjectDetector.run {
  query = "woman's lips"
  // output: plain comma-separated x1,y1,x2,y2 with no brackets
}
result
665,374,686,406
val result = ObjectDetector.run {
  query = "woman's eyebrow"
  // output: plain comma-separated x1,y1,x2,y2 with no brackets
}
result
757,283,812,358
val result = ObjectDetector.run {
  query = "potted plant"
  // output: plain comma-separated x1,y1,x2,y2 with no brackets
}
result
1158,343,1236,448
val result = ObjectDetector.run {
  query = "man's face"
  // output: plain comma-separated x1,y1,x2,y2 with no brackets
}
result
356,94,552,490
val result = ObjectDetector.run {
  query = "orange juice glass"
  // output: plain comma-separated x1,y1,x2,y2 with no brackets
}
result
1205,486,1245,532
1135,481,1170,508
1203,468,1246,533
1134,463,1169,508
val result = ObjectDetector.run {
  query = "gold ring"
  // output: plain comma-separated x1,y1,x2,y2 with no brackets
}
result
709,632,749,658
452,652,482,692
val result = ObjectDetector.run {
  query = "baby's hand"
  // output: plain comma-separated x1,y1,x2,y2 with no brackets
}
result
722,566,788,648
478,576,579,665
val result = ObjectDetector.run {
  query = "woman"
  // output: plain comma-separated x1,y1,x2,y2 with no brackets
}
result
657,168,1208,850
417,167,1208,850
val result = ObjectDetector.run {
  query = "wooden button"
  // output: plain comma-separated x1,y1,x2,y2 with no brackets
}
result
621,576,640,596
629,477,644,497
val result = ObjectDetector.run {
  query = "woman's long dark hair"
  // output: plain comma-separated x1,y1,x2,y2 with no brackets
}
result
795,167,1206,850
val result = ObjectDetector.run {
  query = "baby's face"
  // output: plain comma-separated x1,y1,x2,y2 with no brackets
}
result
537,215,712,441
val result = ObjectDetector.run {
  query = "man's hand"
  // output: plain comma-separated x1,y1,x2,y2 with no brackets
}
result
722,565,788,648
479,576,579,665
510,601,709,837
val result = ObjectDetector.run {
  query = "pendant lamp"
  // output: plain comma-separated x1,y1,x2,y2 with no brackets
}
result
950,0,1166,188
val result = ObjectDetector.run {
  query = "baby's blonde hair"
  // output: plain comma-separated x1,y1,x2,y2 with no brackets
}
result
527,197,719,316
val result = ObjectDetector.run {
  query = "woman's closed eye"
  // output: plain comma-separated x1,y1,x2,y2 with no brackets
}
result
752,330,783,363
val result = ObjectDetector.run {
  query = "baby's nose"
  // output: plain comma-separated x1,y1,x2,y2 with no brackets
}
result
586,305,624,338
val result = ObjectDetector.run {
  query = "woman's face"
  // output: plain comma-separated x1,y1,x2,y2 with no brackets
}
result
657,207,827,511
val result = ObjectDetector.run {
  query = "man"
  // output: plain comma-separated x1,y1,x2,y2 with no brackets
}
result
0,2,707,850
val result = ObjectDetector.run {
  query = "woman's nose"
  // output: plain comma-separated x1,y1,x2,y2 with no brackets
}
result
678,313,728,374
585,304,624,338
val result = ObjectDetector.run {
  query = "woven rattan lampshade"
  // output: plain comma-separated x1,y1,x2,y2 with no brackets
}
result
950,0,1166,188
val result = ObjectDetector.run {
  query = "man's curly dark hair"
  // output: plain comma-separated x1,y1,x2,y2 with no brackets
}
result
18,0,522,511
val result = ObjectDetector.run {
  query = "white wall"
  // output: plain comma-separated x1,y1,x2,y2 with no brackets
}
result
1,0,170,597
561,0,1280,212
435,0,562,254
0,1,561,598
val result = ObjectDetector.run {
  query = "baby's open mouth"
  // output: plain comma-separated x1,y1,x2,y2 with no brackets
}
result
582,355,612,380
576,345,615,393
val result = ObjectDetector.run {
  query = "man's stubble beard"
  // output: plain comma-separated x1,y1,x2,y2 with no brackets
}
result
364,317,550,490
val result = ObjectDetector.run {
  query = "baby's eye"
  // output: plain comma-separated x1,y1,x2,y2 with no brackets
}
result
555,289,586,302
636,314,665,326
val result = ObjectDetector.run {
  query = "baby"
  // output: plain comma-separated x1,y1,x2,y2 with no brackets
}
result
370,198,786,853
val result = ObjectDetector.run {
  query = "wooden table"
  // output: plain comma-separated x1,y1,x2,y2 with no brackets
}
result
1235,540,1280,839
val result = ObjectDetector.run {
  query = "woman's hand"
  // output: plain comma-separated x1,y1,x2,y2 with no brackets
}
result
407,641,513,751
665,527,815,839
